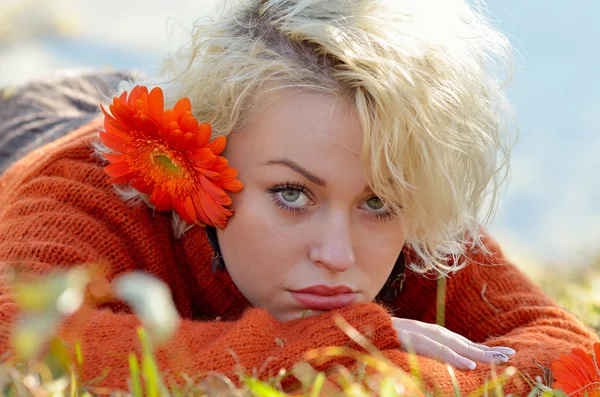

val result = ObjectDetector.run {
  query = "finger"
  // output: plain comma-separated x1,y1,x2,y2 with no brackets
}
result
395,318,485,352
394,319,509,365
436,331,509,365
397,330,477,371
425,328,515,356
461,341,515,355
484,346,516,355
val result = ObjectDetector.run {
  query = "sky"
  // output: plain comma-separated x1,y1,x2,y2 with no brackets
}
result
0,0,598,271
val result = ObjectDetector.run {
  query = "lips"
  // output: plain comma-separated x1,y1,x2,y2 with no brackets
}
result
291,285,357,311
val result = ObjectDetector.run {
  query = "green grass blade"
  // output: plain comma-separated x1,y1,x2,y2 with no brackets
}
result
436,277,447,327
310,372,325,397
75,341,83,366
129,353,143,397
245,377,288,397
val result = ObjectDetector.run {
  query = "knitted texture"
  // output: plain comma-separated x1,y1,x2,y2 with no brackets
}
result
0,117,598,395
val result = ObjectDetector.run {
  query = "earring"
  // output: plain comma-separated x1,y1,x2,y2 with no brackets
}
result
206,226,226,273
378,250,407,303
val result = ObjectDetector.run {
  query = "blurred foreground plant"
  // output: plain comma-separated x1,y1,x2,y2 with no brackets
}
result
0,265,583,396
533,255,600,335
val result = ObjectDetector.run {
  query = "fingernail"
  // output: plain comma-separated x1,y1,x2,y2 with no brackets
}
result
458,357,477,370
485,351,509,362
490,347,516,355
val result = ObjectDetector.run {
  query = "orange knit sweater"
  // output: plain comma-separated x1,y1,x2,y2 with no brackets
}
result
0,117,597,395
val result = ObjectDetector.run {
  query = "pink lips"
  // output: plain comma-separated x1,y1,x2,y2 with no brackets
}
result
291,285,357,311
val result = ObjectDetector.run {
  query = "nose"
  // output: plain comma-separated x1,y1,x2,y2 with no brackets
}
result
309,210,356,272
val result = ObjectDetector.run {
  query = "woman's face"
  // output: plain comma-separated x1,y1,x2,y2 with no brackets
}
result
217,89,406,321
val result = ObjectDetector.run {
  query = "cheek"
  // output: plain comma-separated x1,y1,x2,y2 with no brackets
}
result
217,188,304,301
355,223,406,296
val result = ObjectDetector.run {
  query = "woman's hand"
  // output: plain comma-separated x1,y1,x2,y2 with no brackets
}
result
392,318,516,370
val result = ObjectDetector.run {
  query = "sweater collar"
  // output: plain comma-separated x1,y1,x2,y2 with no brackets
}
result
181,226,251,320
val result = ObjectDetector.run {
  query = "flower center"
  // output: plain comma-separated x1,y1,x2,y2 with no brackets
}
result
154,155,182,175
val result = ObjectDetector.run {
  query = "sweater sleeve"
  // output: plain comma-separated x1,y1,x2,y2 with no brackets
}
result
58,302,399,391
0,124,401,391
384,233,600,396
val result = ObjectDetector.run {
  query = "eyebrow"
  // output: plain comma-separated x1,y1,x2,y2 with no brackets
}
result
264,159,326,186
264,159,374,194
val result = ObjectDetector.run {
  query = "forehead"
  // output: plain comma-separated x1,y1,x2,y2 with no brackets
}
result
239,89,363,156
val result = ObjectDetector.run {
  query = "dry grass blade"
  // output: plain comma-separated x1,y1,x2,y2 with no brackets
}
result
304,346,425,396
465,366,516,397
332,314,388,360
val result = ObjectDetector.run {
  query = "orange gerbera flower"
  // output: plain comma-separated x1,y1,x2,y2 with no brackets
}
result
99,85,243,229
551,342,600,397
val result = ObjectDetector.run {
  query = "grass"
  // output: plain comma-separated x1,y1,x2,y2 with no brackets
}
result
533,256,600,335
1,260,598,396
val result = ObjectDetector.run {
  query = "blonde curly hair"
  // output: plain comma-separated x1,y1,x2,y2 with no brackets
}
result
117,0,515,275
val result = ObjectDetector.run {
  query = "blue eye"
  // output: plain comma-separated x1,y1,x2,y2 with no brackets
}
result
365,196,384,210
280,189,302,203
360,196,395,221
267,182,313,213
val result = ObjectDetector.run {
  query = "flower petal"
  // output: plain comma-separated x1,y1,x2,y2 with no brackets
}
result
195,167,221,179
552,360,571,375
128,86,148,108
134,98,148,115
137,114,160,136
219,166,238,181
173,97,191,117
190,148,217,169
207,136,226,156
212,194,232,207
184,196,199,224
101,106,130,139
180,115,199,135
572,348,598,380
173,198,194,225
219,166,244,192
594,343,600,378
570,352,595,383
105,162,133,178
160,110,178,132
552,381,577,395
561,354,592,385
201,193,230,229
197,122,211,147
166,129,183,149
148,87,164,122
212,156,228,172
102,153,124,164
552,367,578,385
99,131,129,153
130,177,153,195
200,175,228,200
191,193,212,226
107,171,137,185
150,188,172,211
179,132,198,152
111,100,136,127
220,178,244,192
164,121,180,141
553,355,580,384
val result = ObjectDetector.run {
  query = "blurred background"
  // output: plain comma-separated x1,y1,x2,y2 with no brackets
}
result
0,0,599,327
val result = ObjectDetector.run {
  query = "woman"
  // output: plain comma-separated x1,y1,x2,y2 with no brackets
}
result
0,0,597,395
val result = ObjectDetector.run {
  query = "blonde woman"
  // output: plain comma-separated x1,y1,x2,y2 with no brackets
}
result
0,0,597,394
